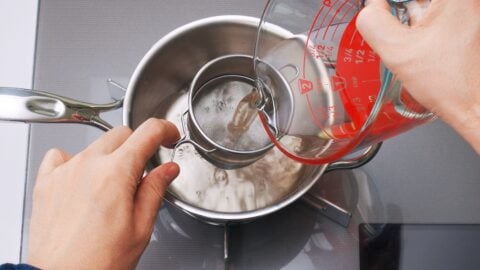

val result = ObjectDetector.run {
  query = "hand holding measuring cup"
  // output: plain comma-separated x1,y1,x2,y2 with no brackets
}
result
253,0,480,165
357,0,480,153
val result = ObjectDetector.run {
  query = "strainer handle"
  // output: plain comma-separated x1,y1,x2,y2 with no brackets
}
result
171,111,216,160
0,87,122,131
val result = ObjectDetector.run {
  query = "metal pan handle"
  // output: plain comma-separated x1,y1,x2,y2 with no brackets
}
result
302,143,381,227
326,142,382,172
0,87,123,131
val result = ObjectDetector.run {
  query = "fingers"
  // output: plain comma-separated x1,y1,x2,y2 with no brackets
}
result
37,148,71,176
85,126,133,154
115,118,180,172
363,0,389,9
133,162,180,230
356,0,411,62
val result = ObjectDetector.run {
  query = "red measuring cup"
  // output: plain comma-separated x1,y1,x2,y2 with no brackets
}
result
254,0,435,164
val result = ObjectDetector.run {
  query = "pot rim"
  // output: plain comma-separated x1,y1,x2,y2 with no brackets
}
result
124,15,262,127
123,15,328,222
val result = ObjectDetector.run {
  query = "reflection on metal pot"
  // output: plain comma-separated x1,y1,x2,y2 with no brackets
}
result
161,98,304,213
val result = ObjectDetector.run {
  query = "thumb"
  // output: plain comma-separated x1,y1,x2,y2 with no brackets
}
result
134,162,180,230
356,0,410,63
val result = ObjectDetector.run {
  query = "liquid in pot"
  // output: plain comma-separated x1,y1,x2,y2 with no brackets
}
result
192,76,270,152
160,93,305,213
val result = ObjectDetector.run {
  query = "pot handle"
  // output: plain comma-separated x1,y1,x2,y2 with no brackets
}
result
326,142,382,172
301,143,381,227
0,87,123,131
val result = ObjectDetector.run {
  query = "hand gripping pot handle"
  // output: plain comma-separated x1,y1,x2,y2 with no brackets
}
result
0,86,123,131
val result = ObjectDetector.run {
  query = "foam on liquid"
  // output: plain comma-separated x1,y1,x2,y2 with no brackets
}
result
192,78,271,151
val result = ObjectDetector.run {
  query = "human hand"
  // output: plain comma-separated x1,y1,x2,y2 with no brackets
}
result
27,118,180,270
357,0,480,153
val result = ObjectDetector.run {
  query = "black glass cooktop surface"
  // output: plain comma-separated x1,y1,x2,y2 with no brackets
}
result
22,1,480,269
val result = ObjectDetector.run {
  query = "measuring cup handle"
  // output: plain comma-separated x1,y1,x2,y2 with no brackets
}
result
302,143,382,228
0,87,122,131
388,0,431,25
386,1,435,120
325,143,382,172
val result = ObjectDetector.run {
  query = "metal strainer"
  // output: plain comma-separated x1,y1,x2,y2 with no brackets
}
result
175,54,292,169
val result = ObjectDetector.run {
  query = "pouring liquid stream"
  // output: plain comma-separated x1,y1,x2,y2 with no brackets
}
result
226,88,260,143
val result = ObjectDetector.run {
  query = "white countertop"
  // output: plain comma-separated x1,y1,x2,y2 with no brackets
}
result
0,0,38,263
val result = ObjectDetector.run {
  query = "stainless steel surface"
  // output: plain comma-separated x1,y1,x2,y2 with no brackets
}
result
22,1,480,269
302,195,352,227
175,110,217,156
0,87,121,130
124,15,329,222
325,143,383,172
137,16,377,222
185,54,273,169
302,143,382,227
223,224,230,261
106,79,127,101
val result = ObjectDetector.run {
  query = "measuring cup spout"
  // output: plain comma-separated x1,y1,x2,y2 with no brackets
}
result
254,79,281,138
0,87,122,131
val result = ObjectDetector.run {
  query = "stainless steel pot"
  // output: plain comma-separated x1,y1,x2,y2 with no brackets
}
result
0,15,379,225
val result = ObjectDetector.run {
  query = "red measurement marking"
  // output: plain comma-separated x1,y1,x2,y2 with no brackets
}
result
331,3,355,40
316,78,324,91
328,122,358,139
312,44,335,60
314,0,340,40
298,79,313,95
322,0,349,40
349,29,358,46
302,6,326,78
307,44,334,59
336,14,381,126
335,14,423,141
323,0,332,7
299,78,314,94
327,105,337,116
317,106,328,119
332,75,347,92
306,93,328,132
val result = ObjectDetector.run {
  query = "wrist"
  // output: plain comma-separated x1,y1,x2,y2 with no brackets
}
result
458,104,480,154
436,97,480,154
